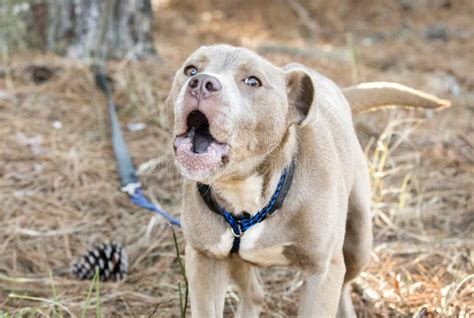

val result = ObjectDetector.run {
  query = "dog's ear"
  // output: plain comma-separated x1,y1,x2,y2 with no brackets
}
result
285,68,316,127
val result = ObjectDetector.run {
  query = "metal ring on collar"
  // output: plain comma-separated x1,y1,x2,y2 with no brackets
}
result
268,209,279,217
230,225,244,238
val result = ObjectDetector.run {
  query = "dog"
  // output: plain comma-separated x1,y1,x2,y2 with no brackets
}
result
165,44,450,317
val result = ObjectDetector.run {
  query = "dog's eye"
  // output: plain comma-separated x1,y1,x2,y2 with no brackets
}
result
244,76,261,87
184,65,198,76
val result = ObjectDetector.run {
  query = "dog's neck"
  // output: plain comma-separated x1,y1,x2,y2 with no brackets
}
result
211,127,297,215
213,173,264,214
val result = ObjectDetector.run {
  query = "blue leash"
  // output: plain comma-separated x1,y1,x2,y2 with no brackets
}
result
95,70,181,227
122,184,181,227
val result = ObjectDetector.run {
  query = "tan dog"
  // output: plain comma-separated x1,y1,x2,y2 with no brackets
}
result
165,45,449,317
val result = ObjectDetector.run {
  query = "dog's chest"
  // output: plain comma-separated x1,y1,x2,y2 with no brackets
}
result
209,223,291,267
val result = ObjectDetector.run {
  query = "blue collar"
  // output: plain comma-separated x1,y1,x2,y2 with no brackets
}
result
197,160,296,254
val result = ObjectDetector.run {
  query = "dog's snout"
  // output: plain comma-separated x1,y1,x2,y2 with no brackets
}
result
188,74,222,99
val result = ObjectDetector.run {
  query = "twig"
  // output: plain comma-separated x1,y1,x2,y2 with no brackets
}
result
15,226,88,237
444,274,474,307
81,269,99,318
148,301,160,318
170,226,188,317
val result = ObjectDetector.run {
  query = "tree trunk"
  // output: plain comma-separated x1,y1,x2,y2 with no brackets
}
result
43,0,156,60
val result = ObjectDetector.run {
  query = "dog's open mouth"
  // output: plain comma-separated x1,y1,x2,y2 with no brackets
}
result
174,110,229,177
187,110,215,154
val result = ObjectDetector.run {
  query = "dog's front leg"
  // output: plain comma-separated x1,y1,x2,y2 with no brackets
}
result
230,258,264,318
298,251,346,317
185,245,230,318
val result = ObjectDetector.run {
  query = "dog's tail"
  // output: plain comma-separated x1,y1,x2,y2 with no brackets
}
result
342,82,451,115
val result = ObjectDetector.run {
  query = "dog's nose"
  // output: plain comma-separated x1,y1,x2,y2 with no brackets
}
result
188,74,222,99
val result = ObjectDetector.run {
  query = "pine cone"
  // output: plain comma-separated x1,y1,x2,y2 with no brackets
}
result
71,242,128,282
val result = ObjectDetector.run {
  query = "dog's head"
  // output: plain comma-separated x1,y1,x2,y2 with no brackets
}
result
166,45,315,183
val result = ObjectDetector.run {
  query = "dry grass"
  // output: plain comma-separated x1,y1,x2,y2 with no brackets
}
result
0,57,186,317
1,0,473,317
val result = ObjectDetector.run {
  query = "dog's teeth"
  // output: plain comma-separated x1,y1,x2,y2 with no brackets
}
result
188,127,196,138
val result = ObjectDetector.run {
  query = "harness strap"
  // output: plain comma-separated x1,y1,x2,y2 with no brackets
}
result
197,160,296,254
230,236,241,254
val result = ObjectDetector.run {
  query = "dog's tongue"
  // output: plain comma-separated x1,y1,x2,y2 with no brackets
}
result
191,127,213,154
175,133,230,176
193,133,212,153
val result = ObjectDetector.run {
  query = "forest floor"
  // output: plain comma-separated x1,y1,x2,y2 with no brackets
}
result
0,0,473,317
